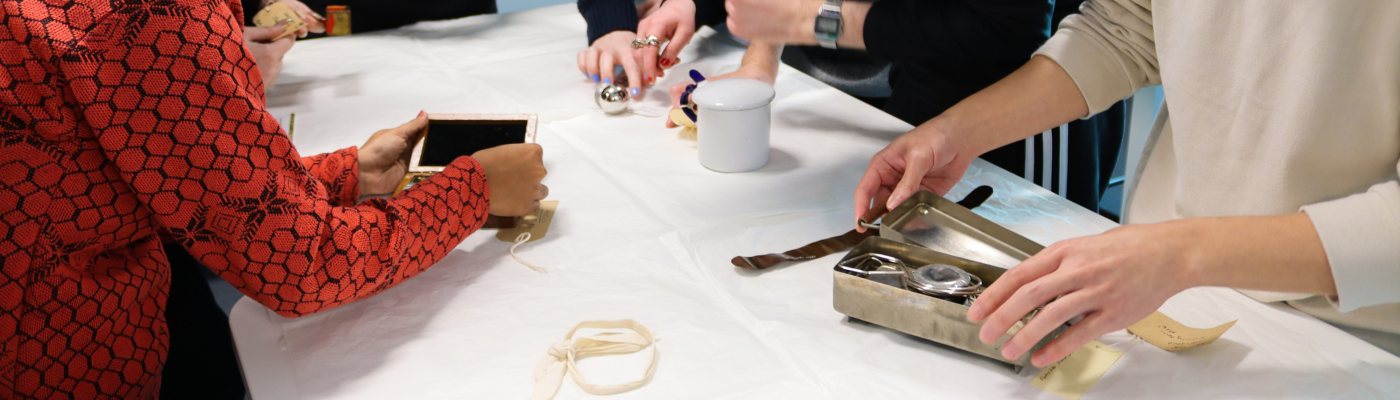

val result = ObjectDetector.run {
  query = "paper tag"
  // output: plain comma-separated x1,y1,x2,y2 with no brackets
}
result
669,108,697,141
1127,311,1236,352
497,200,558,242
1030,340,1123,400
252,2,305,41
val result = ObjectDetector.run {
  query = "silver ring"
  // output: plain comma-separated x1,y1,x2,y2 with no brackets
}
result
631,35,661,49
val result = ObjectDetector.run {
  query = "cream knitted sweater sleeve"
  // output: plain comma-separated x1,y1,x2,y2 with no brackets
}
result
1034,0,1400,313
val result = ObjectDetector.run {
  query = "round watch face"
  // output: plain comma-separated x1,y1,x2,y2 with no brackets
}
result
903,263,983,301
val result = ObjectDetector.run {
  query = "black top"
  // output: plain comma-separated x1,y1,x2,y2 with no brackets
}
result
862,0,1051,124
242,0,497,33
577,0,1052,125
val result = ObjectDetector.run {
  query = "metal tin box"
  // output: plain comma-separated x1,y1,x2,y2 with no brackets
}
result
833,191,1058,372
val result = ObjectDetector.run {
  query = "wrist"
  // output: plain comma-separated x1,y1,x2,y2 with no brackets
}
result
791,0,823,45
920,116,979,158
1169,219,1217,291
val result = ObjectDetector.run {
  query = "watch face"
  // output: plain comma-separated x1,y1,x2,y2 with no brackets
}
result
816,17,840,33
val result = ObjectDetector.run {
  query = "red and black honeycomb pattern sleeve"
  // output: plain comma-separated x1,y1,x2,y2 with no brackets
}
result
4,0,490,396
300,147,362,207
78,0,490,317
60,0,491,317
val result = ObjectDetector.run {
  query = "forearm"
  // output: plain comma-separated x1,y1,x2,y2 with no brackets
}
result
739,41,784,80
929,56,1088,156
1183,214,1337,295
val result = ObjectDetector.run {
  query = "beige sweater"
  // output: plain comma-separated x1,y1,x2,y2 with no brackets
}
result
1037,0,1400,353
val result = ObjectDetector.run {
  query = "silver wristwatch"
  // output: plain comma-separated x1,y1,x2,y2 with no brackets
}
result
814,0,843,49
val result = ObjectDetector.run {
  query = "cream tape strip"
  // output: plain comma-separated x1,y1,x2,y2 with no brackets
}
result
1129,311,1236,352
1030,311,1235,399
1031,340,1123,400
531,320,659,400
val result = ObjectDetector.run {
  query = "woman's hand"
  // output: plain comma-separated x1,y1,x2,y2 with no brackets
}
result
967,222,1202,367
852,123,974,229
636,0,697,83
244,25,295,88
358,112,428,197
578,31,643,98
473,144,549,217
267,0,325,37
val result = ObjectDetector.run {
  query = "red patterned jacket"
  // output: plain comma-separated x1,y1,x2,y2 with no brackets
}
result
0,0,491,397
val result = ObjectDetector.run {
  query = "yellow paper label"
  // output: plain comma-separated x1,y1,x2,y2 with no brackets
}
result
1127,311,1236,352
497,200,558,242
1030,340,1123,400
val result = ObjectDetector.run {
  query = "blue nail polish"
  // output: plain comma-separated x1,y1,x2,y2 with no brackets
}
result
591,74,600,83
679,91,690,105
682,108,697,122
602,78,612,85
629,87,640,96
689,70,706,82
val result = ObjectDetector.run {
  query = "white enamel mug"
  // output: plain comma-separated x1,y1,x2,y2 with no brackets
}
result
689,78,776,172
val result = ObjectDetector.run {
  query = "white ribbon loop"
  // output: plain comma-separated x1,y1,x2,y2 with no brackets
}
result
530,320,659,400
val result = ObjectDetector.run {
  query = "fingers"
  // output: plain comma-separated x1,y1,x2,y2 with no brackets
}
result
536,184,550,200
853,163,883,232
886,150,933,210
635,20,660,85
617,49,642,96
244,25,285,42
1000,289,1094,362
584,48,601,83
968,246,1065,323
665,82,690,128
388,111,429,146
972,252,1071,346
268,35,294,55
576,50,589,79
659,23,693,66
640,45,659,86
600,54,617,85
1030,312,1111,367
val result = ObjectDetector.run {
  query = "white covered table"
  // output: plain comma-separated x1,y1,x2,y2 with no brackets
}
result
229,5,1400,399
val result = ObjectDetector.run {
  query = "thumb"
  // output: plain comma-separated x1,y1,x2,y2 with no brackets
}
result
244,24,285,42
886,152,933,210
394,111,429,143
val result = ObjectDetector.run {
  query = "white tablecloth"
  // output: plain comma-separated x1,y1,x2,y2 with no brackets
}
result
229,5,1400,399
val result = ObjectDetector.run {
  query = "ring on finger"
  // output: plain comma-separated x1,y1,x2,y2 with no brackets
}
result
631,35,662,49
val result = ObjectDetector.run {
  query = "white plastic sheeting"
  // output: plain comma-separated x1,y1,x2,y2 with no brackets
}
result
229,5,1400,399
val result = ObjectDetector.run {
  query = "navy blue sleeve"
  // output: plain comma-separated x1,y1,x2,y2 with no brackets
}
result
579,0,639,44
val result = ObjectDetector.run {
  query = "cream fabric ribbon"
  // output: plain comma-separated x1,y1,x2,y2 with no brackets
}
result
530,320,659,400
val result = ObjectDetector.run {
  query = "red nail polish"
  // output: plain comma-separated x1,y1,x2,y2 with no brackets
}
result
659,58,672,68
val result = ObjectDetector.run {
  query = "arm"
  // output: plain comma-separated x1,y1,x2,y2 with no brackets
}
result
725,0,1047,58
855,0,1160,214
74,1,490,318
300,150,360,207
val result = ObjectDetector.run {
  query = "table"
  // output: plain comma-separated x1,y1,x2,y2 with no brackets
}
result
230,5,1400,399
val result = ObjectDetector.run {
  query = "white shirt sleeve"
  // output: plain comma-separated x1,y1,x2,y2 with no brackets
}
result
1032,0,1161,115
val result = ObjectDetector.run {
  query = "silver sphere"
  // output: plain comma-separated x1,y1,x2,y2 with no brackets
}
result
595,83,629,114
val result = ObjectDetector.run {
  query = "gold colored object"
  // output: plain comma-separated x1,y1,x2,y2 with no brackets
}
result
497,200,558,243
252,2,305,41
326,5,351,36
392,171,432,196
